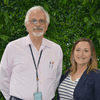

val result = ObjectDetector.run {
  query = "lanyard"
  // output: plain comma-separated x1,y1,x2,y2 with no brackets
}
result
29,44,43,92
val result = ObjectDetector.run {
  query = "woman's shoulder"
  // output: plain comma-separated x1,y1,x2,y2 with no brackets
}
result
92,69,100,74
61,72,68,80
90,69,100,79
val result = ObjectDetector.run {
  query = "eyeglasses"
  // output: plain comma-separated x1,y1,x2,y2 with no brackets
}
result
28,19,47,25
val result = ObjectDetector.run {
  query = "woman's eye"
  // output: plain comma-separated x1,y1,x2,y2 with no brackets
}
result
76,49,80,51
85,50,88,52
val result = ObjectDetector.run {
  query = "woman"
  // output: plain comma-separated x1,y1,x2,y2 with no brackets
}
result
57,38,100,100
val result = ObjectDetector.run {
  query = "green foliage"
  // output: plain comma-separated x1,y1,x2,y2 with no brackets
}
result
0,0,100,99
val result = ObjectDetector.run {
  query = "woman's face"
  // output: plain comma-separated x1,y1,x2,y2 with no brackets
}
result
74,41,91,66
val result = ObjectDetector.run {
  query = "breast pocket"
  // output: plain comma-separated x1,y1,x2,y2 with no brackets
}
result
46,61,57,79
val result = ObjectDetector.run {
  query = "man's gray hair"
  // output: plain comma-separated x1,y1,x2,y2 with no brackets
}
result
25,6,50,26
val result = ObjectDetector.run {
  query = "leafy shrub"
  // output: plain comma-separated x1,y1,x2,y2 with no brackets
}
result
0,0,100,99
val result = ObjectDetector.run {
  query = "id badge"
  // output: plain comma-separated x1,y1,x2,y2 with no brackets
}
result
34,92,42,100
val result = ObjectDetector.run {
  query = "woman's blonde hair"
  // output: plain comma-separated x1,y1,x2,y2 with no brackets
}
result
66,37,98,74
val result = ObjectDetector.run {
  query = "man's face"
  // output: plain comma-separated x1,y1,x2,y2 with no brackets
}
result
26,9,48,37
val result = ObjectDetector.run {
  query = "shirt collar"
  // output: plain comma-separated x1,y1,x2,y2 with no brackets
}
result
42,38,51,48
25,35,51,48
24,35,33,46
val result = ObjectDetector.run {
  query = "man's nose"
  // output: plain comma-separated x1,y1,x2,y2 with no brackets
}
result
36,21,40,26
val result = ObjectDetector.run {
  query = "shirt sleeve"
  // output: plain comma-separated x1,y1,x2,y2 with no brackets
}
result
0,43,14,100
54,47,63,91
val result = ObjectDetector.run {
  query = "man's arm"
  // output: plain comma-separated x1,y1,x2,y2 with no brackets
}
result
0,43,13,100
54,47,63,91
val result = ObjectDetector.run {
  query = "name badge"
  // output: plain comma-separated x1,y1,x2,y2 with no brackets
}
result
34,92,42,100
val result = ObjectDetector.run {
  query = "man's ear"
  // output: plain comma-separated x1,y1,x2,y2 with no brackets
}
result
25,22,29,31
46,23,49,31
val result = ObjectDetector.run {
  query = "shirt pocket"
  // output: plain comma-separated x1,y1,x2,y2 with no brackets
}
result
46,61,57,79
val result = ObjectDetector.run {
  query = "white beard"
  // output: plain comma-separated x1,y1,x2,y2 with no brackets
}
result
32,31,44,37
32,27,44,37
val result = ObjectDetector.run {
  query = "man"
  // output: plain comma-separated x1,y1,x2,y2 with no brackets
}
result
0,6,63,100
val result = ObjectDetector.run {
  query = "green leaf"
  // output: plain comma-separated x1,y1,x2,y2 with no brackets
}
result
0,24,3,29
82,0,89,5
44,3,49,12
97,29,100,36
4,0,9,5
0,35,9,42
4,14,9,25
84,17,89,23
87,20,94,28
63,0,68,5
91,15,97,23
